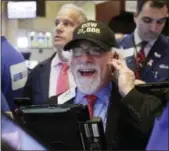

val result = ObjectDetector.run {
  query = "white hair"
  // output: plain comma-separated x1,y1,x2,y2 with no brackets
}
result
59,3,88,24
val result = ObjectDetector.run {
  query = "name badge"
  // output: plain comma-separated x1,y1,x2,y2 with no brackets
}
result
10,62,28,91
58,87,76,104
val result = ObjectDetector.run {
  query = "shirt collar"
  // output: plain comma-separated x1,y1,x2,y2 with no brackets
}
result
134,29,156,46
76,82,112,106
51,52,70,67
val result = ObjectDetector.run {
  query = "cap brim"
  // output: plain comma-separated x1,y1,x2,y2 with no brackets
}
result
64,38,110,51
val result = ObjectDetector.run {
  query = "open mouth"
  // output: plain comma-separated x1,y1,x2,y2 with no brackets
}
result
78,69,96,76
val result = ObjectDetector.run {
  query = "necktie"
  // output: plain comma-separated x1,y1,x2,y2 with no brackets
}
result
135,41,147,79
56,63,69,95
85,95,97,119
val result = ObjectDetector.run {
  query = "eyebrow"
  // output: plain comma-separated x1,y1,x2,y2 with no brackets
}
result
142,16,168,21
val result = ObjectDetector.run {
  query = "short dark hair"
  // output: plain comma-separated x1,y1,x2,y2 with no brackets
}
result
137,0,169,14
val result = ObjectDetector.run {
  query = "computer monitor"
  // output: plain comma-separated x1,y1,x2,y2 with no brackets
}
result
1,112,48,150
18,104,90,150
7,1,37,19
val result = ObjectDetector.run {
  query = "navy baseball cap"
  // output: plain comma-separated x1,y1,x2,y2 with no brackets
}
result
64,20,118,51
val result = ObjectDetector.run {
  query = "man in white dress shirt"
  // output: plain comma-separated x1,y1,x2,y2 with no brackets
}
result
24,4,88,104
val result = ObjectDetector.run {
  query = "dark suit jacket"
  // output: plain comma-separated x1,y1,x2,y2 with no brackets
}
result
119,34,169,82
45,82,162,150
24,53,56,104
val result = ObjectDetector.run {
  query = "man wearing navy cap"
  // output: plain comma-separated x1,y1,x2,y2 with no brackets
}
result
46,20,164,150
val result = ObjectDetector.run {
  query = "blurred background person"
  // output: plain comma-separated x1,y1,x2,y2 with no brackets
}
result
1,35,28,112
119,0,169,82
146,102,168,150
24,4,88,105
1,92,14,119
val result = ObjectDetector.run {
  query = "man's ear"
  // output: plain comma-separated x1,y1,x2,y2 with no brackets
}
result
111,48,124,61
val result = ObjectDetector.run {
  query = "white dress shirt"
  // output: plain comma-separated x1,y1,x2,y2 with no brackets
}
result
134,29,156,57
49,53,76,98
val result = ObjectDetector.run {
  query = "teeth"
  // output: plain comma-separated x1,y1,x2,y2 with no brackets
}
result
79,69,95,72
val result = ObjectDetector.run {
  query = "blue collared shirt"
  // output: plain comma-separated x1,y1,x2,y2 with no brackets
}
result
146,104,168,150
74,83,112,130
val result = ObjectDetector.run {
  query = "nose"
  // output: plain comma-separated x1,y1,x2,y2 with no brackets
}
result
55,23,64,33
81,53,93,63
150,22,158,33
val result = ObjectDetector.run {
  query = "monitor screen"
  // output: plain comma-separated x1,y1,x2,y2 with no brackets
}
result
1,113,47,150
7,1,37,19
19,104,90,150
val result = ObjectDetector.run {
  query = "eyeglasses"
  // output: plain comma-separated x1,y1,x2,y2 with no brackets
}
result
71,46,104,57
